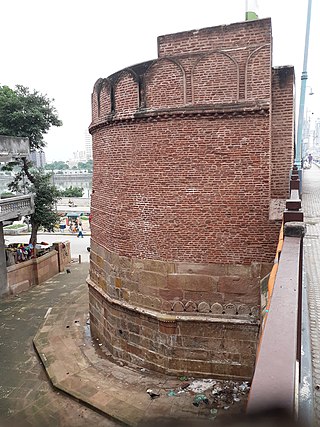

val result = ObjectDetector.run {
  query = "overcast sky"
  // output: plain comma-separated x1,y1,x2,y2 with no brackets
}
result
1,0,319,162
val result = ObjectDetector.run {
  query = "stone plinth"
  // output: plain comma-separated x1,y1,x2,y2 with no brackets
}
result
88,241,265,378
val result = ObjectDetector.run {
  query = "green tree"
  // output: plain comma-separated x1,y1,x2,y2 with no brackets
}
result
59,186,84,197
0,84,62,247
0,85,62,149
78,159,93,172
44,161,69,170
9,170,60,246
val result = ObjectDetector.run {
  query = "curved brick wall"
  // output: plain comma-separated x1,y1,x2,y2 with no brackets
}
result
88,18,294,378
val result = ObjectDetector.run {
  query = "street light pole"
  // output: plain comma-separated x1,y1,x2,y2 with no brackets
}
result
296,0,313,169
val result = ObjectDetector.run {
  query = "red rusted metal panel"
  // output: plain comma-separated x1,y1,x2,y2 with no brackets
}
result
247,237,301,414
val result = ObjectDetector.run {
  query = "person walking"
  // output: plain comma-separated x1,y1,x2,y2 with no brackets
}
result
77,223,84,238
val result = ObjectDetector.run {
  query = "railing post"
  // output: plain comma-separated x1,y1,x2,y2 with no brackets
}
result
284,170,304,223
284,222,306,381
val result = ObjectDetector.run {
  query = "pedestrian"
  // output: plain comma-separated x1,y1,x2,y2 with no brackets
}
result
308,153,313,166
77,223,84,238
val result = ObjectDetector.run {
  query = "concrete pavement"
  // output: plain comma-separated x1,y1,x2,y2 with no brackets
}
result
302,165,320,425
33,264,249,426
0,262,119,427
0,259,250,427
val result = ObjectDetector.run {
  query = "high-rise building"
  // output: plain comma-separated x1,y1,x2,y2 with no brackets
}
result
29,150,46,168
84,129,92,160
72,150,87,162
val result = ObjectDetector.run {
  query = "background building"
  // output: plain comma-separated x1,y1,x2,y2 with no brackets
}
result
84,129,93,160
29,150,46,168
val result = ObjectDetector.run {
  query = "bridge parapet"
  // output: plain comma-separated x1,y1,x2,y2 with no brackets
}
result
247,169,305,416
0,195,34,222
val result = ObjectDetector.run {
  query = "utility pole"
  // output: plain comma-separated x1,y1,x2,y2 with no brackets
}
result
296,0,313,171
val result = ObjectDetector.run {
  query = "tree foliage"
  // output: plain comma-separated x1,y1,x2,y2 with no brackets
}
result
78,159,93,172
0,85,62,150
8,165,60,247
44,161,69,170
0,84,62,247
59,186,84,197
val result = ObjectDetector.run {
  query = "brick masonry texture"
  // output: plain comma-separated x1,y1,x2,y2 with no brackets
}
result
271,66,295,198
88,283,258,379
88,18,294,376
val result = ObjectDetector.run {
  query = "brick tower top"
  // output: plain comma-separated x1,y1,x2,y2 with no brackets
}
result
157,18,272,57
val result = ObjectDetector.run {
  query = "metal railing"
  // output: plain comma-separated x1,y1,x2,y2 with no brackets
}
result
0,195,34,222
247,167,305,416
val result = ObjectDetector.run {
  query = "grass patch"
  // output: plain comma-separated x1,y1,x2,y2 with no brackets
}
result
4,224,26,230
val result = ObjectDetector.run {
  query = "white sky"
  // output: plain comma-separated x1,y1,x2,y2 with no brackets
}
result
1,0,319,162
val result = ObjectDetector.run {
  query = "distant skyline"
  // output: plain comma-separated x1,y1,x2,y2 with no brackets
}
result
1,0,319,161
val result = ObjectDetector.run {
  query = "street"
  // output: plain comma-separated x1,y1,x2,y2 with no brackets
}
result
4,233,91,263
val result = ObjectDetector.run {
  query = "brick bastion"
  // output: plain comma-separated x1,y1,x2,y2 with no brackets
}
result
88,18,295,379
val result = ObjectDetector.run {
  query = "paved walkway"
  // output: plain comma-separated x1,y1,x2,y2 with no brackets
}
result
33,268,249,426
302,165,320,425
0,263,118,427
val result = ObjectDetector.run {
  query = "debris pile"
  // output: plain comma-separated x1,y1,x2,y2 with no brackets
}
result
147,377,250,421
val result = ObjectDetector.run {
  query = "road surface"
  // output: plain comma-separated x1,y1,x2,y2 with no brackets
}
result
4,233,91,263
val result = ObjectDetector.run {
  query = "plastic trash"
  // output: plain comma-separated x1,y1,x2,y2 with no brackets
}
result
192,394,209,406
147,389,160,399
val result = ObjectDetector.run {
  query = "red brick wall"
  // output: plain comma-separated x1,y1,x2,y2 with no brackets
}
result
88,18,294,376
114,71,139,116
192,53,238,104
145,59,185,109
271,67,295,198
246,45,271,100
91,114,278,264
98,80,111,117
157,19,271,57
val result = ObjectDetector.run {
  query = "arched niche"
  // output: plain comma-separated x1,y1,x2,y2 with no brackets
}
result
245,44,271,100
144,58,186,109
91,90,99,122
114,70,139,115
98,80,112,117
192,51,239,104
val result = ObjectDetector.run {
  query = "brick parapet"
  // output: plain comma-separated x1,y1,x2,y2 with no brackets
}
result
157,18,272,57
91,20,272,126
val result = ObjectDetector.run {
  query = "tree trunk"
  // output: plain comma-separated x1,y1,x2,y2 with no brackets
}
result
29,221,38,256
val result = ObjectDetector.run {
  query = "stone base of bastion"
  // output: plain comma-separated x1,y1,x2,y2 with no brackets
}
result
87,242,267,379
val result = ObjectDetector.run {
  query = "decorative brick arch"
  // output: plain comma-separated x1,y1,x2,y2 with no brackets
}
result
192,51,239,104
113,69,139,116
96,79,111,118
91,80,101,120
245,44,271,100
144,58,186,109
